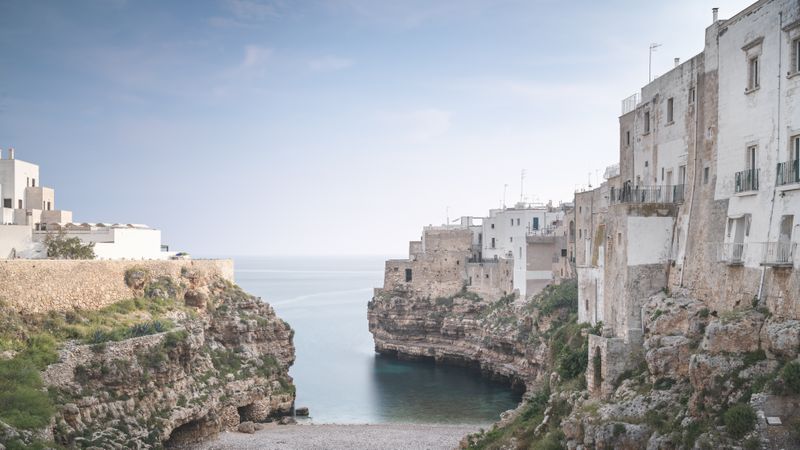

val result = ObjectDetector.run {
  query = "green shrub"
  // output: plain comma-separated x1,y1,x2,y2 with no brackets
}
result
613,423,626,437
43,231,95,259
434,297,454,307
723,403,756,439
536,280,578,315
531,430,564,450
778,362,800,394
163,330,189,349
0,356,55,429
743,437,760,450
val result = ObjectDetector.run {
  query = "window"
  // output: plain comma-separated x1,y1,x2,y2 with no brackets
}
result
47,201,51,210
26,177,29,187
2,199,10,208
510,219,514,226
793,38,800,74
746,145,758,170
661,167,665,181
645,160,649,167
491,237,496,249
792,135,800,162
561,249,567,257
510,237,513,243
644,111,651,133
704,167,710,184
748,56,760,90
516,218,520,226
518,247,522,258
533,217,539,230
32,178,35,187
579,229,582,239
405,269,412,282
491,223,495,229
18,200,22,209
626,131,630,146
689,87,696,104
667,97,674,123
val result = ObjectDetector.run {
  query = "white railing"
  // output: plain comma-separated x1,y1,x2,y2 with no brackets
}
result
758,242,796,266
621,93,640,115
716,242,746,265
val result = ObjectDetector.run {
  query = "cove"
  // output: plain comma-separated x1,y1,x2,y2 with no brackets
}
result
234,256,522,424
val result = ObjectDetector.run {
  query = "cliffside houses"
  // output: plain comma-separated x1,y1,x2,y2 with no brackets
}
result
578,0,800,397
0,149,173,260
379,203,575,304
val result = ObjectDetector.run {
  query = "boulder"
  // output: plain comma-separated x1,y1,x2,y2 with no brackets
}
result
295,406,309,416
184,289,208,309
237,421,256,434
702,311,763,354
278,417,297,425
760,319,800,359
645,335,692,379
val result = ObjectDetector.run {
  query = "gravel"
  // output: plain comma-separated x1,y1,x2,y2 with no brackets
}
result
192,423,483,450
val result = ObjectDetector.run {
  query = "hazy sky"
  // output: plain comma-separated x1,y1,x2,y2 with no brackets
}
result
0,0,754,256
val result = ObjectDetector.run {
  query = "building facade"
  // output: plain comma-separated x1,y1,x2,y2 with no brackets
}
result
578,0,800,397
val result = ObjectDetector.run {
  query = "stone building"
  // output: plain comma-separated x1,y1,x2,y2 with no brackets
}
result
380,224,514,302
578,0,800,396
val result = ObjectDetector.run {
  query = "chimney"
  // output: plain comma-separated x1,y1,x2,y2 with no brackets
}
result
8,148,14,160
674,58,680,67
712,7,719,22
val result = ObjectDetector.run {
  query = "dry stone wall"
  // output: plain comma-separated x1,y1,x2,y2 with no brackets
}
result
0,259,234,313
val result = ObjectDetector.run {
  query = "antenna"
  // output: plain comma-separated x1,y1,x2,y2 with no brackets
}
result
588,172,592,189
520,169,526,203
503,184,509,209
446,206,450,226
649,43,662,82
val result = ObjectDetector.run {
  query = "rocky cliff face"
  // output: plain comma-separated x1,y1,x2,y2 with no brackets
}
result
0,268,295,449
368,282,583,393
464,291,800,450
369,279,800,449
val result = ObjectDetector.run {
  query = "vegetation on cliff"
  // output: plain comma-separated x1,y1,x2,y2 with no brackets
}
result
0,268,296,449
465,287,800,450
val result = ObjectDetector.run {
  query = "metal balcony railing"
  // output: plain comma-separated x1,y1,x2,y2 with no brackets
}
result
735,168,759,193
776,160,800,186
610,184,685,204
716,242,746,265
759,241,796,266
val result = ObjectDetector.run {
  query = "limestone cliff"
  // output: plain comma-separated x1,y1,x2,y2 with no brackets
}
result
368,281,585,393
463,291,800,450
0,267,295,449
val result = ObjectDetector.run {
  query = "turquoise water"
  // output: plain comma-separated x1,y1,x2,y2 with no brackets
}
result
233,256,522,424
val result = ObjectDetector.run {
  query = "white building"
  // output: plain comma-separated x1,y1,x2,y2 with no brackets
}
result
0,149,174,260
481,203,565,298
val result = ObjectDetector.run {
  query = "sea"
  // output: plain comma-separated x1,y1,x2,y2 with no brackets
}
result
233,256,522,424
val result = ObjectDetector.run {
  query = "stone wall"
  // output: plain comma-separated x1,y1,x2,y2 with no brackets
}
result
0,259,234,313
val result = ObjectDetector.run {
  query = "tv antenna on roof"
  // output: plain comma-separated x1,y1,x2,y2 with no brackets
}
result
520,169,526,203
649,43,662,82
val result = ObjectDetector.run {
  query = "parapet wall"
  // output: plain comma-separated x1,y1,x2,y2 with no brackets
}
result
0,259,234,314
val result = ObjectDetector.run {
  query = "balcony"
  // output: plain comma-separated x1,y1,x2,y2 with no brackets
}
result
716,243,746,266
758,242,796,267
610,184,685,204
735,168,759,193
776,160,800,186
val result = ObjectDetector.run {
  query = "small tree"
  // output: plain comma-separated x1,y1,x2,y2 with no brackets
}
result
44,231,95,260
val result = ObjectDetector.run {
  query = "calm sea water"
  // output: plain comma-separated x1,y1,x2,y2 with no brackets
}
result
233,256,522,424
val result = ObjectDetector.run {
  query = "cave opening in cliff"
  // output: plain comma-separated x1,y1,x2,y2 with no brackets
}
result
165,418,215,448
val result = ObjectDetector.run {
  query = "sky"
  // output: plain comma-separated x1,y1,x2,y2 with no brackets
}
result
0,0,755,256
